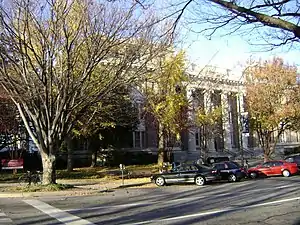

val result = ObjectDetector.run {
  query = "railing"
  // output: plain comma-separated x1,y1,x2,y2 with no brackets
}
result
222,148,237,158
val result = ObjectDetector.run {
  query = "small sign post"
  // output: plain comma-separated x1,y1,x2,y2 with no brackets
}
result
119,164,125,186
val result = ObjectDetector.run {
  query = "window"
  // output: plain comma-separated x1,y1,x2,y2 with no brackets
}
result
195,130,200,146
197,165,212,172
133,131,146,149
134,131,140,148
230,161,241,168
141,131,145,148
262,162,272,167
227,162,239,169
272,161,283,167
195,128,201,147
189,165,198,171
285,157,294,163
214,163,226,170
176,166,184,172
294,156,300,163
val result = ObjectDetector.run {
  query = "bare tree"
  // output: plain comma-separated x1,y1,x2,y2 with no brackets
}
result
0,0,170,184
165,0,300,48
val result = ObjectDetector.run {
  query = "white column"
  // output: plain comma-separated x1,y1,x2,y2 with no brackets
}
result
188,129,196,152
132,131,136,148
187,89,196,152
204,90,214,151
222,92,231,150
237,94,248,150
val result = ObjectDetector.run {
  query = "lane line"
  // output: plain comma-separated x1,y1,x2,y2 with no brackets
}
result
0,212,13,223
0,218,13,223
121,196,300,225
23,199,95,225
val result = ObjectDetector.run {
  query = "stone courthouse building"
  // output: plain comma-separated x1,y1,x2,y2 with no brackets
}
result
131,65,300,163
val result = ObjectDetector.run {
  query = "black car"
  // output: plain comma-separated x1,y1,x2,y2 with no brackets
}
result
150,163,219,186
211,161,246,182
284,154,300,169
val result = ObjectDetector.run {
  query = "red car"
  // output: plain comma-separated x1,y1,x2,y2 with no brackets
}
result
248,160,298,178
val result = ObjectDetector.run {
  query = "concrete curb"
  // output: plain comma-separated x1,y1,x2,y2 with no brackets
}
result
0,189,99,198
0,181,153,198
117,182,151,188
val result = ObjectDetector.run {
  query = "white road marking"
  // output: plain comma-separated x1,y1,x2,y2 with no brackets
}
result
23,199,95,225
0,218,13,223
121,196,300,225
0,212,13,223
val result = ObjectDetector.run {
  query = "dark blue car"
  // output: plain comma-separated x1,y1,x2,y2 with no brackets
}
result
211,161,246,182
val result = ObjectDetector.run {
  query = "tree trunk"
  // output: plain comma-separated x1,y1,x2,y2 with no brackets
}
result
157,147,165,165
264,145,275,162
41,153,56,185
90,149,97,167
67,136,74,172
262,132,273,162
157,125,166,166
263,152,270,162
88,135,100,167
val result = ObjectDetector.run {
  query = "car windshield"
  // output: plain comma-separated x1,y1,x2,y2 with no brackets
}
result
228,161,241,168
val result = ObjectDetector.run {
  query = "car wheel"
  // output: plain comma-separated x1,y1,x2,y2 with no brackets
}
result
155,176,166,186
282,170,291,177
249,172,258,179
195,176,206,186
228,174,237,182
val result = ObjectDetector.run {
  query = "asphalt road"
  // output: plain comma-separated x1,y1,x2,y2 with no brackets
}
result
1,176,300,225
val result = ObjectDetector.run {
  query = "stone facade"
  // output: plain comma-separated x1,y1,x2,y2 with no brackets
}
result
131,67,300,163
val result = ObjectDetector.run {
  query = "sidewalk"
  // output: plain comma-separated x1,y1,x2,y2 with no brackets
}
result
0,178,153,198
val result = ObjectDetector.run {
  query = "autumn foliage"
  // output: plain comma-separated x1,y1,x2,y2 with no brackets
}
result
0,89,18,135
245,57,299,161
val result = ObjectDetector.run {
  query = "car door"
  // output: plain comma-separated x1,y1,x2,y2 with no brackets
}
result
164,166,181,184
177,165,196,183
227,161,243,175
258,162,272,176
214,163,227,180
294,156,300,168
269,161,283,175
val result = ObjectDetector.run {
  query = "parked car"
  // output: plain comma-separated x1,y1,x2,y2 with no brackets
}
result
211,161,246,182
150,163,219,186
247,160,299,178
284,154,300,169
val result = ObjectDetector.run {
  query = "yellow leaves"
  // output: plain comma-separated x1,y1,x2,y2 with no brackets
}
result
195,106,222,126
144,51,188,135
245,57,297,86
245,57,298,130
